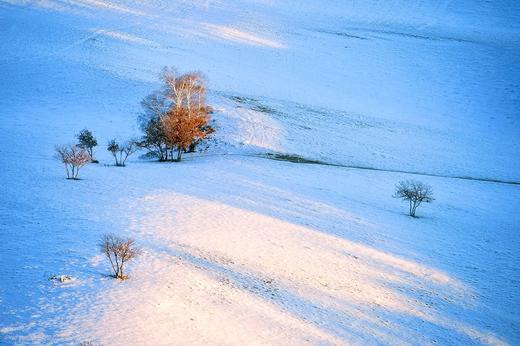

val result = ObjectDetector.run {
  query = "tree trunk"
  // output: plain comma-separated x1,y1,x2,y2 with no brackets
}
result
176,147,183,161
114,253,120,278
189,141,197,153
410,201,417,217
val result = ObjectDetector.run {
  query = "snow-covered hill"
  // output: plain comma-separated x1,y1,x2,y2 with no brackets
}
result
0,1,519,345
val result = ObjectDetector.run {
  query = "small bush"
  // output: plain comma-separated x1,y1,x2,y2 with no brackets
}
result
393,180,434,217
76,129,98,163
55,144,91,179
99,234,141,280
107,139,137,166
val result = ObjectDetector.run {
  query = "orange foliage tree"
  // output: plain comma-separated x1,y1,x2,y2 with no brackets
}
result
139,67,212,162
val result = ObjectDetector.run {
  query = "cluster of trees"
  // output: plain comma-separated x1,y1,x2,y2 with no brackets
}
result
55,130,138,179
53,67,215,280
56,131,143,279
53,66,438,282
55,67,214,182
139,68,213,162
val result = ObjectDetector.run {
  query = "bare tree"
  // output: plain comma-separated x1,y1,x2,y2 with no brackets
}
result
76,129,98,163
107,139,138,166
393,180,434,217
55,144,91,179
99,234,141,280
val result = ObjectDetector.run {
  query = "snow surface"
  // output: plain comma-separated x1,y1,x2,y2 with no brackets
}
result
0,1,519,345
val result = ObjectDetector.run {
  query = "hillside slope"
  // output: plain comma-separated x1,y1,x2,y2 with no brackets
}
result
0,1,519,345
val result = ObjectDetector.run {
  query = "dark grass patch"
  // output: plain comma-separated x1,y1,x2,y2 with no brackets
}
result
252,104,277,114
314,29,368,40
228,95,283,117
263,153,328,165
229,95,258,104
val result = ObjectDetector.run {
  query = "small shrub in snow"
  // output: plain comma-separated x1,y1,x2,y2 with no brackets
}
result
48,274,73,283
393,180,434,217
78,341,96,346
76,129,98,163
99,234,141,280
55,144,91,180
107,139,137,166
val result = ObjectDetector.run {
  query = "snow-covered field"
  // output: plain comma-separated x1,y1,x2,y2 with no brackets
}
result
1,1,519,345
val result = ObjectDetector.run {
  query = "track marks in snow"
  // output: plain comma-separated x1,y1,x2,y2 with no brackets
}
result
213,103,286,152
201,23,286,49
48,191,508,345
